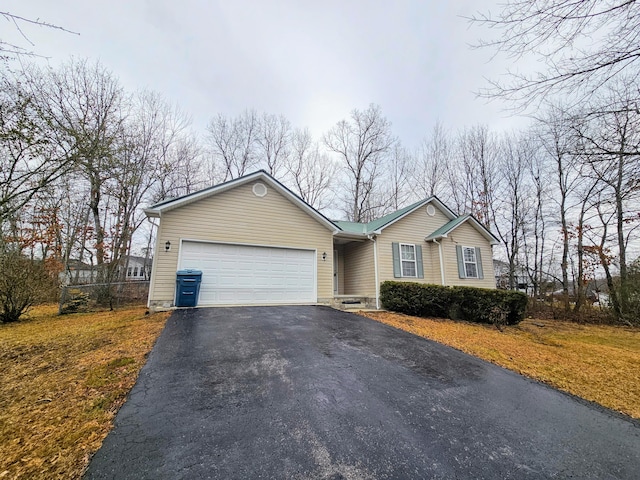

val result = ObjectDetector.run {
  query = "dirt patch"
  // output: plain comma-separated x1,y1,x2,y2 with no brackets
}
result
360,311,640,419
0,305,169,479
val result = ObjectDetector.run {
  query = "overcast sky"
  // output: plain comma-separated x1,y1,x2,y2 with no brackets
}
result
3,0,526,149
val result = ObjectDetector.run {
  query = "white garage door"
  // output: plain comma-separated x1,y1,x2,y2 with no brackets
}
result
179,241,316,305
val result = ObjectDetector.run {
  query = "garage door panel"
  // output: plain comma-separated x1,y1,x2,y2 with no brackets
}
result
179,241,316,305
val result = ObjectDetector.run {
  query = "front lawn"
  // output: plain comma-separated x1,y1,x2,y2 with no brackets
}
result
361,311,640,419
0,305,169,479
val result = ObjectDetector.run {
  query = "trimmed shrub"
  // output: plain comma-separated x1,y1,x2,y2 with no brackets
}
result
380,281,527,326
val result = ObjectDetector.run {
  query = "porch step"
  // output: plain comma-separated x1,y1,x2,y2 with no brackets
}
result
341,301,366,310
332,296,371,310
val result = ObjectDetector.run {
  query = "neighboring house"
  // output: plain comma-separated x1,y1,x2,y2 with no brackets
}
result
493,259,532,293
59,260,98,285
59,256,152,285
144,170,499,310
122,255,153,281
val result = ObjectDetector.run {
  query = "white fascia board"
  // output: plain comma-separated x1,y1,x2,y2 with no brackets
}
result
144,208,160,218
429,197,457,220
151,172,264,213
333,231,368,241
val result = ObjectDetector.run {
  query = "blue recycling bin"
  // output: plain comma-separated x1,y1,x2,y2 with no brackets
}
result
175,269,202,307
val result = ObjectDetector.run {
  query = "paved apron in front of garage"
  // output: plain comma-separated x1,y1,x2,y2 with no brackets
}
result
85,306,640,479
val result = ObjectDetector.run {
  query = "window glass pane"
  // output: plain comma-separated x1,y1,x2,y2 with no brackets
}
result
463,247,476,263
465,263,478,278
401,244,415,260
402,261,416,277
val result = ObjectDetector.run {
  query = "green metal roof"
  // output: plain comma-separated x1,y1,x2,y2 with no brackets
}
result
365,199,427,232
335,199,430,236
333,221,367,234
425,214,470,240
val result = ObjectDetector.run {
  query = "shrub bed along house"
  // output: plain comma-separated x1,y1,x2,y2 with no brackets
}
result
380,281,528,326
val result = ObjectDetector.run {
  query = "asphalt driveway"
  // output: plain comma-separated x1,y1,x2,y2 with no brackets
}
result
85,306,640,479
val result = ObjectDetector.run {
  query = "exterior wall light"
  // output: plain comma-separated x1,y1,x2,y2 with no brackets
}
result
322,252,327,261
165,241,171,252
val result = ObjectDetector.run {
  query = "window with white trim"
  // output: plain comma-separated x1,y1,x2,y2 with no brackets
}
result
463,247,478,278
400,243,417,277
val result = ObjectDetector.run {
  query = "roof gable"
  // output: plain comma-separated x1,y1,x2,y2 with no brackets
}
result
145,170,339,233
333,197,457,238
426,214,500,245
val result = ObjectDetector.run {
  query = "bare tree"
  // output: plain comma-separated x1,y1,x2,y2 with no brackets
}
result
36,59,127,276
256,113,290,178
572,176,602,312
489,133,534,290
384,144,415,211
324,104,396,222
522,138,552,300
0,11,78,59
572,81,640,319
416,121,450,200
153,134,203,201
537,105,583,311
285,128,335,211
470,0,640,108
0,69,73,226
451,125,499,226
206,110,259,182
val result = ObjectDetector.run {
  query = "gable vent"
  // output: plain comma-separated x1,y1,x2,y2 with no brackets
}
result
253,182,268,197
426,205,436,216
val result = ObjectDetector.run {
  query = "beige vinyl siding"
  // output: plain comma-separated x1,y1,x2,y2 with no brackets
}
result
430,240,445,285
149,182,334,306
440,222,496,289
335,244,345,295
377,204,451,285
343,241,375,296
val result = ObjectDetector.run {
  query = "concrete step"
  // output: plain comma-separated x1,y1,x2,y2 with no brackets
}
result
341,302,365,310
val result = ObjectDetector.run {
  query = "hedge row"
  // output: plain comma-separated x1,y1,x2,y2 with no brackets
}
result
380,281,528,326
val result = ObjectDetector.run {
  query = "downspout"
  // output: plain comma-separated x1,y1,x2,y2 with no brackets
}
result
368,234,380,309
433,239,446,286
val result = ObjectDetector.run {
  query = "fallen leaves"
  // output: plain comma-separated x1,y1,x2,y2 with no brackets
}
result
0,305,169,480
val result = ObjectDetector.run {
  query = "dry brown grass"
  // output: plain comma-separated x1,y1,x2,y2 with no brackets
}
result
0,305,169,480
361,311,640,419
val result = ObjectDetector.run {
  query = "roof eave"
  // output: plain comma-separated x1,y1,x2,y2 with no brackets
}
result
333,231,368,241
426,233,448,242
144,208,160,218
